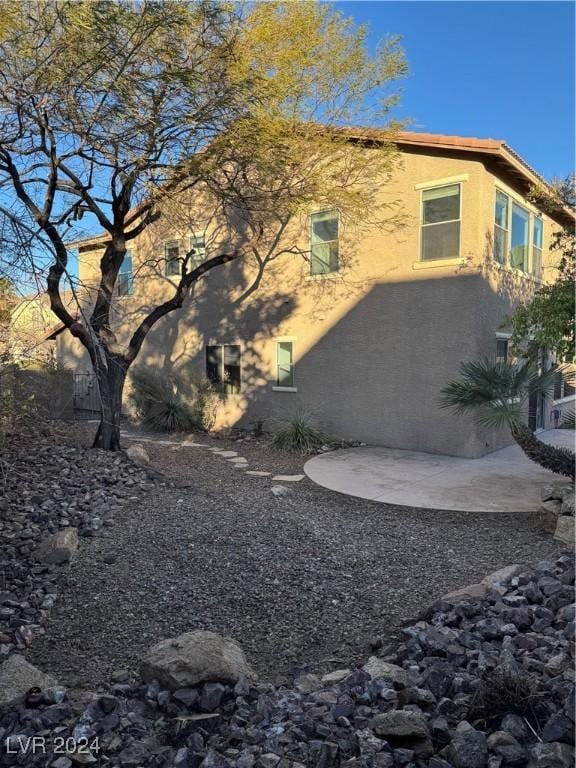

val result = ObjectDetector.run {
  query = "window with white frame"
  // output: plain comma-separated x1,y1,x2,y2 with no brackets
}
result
165,240,181,276
276,341,294,387
310,209,339,275
493,190,543,277
420,184,461,261
533,217,543,280
206,344,241,394
494,191,509,264
117,250,133,296
190,234,207,269
511,202,529,272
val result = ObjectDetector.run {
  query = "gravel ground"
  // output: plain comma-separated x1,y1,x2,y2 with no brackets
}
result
29,423,563,690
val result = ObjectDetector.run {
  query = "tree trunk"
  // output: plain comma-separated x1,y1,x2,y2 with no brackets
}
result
510,422,575,482
92,363,126,451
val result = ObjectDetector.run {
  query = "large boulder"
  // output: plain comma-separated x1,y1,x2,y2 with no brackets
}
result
0,655,57,710
554,517,575,548
362,657,406,686
34,528,78,565
140,630,255,690
126,444,150,466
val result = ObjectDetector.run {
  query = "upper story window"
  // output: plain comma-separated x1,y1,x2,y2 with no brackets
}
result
533,217,543,280
206,344,241,394
493,190,542,277
117,250,133,296
310,209,339,275
165,240,181,277
494,191,509,264
190,234,207,270
420,184,461,261
511,202,529,272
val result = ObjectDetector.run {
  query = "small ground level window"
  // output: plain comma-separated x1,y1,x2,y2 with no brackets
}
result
206,344,241,394
276,341,294,387
495,338,508,363
552,364,576,401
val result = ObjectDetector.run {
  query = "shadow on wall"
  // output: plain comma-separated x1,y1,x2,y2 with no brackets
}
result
136,266,534,458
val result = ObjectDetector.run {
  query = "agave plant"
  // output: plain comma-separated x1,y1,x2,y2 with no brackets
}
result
439,359,575,481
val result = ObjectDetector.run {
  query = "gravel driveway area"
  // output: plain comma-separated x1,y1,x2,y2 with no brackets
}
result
30,426,563,690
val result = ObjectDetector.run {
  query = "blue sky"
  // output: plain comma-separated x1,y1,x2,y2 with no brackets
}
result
337,0,575,181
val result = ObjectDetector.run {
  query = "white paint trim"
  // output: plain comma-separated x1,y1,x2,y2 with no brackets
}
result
495,331,512,339
272,386,298,393
412,257,466,270
414,174,469,190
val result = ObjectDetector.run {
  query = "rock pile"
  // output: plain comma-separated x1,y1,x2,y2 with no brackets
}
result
0,442,154,660
0,555,573,767
540,483,575,547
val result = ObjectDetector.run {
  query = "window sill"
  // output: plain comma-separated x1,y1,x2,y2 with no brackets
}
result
553,395,575,405
272,386,298,393
492,262,542,284
412,258,466,270
305,272,340,281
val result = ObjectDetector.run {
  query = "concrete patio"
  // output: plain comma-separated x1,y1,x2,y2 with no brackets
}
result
305,430,575,513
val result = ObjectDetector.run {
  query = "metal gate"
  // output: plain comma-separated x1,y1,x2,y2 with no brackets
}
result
73,372,101,417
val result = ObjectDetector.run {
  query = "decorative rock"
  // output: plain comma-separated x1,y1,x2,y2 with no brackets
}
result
140,630,255,689
0,655,57,709
271,475,305,482
270,485,290,497
481,564,525,587
527,742,575,767
244,471,271,477
555,517,575,548
321,669,352,685
126,444,150,465
372,710,429,739
443,583,487,602
34,527,79,565
449,722,488,768
362,657,406,687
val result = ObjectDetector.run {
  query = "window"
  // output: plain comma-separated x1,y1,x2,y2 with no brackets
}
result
533,218,543,279
494,191,509,265
552,364,575,401
165,240,181,277
511,202,529,272
276,341,294,387
310,209,339,275
206,344,241,394
190,234,207,270
117,250,133,296
420,184,461,261
495,338,508,363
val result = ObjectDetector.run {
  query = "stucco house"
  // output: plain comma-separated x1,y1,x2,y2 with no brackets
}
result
56,131,575,457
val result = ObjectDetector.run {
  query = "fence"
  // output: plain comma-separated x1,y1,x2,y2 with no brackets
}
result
73,372,101,418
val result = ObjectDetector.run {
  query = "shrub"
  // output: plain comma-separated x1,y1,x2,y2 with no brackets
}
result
271,409,327,454
560,409,575,429
470,667,545,727
129,367,219,433
129,368,194,433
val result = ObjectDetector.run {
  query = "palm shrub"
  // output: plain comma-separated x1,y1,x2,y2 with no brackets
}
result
272,409,327,455
439,359,575,481
561,410,575,429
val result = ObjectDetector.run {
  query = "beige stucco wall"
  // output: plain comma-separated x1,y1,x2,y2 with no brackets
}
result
58,145,570,456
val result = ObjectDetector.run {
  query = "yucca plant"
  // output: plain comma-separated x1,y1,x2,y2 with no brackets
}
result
271,409,327,455
440,359,575,481
129,368,194,433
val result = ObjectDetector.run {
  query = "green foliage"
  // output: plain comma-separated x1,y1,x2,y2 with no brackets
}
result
508,175,575,362
271,409,327,454
129,367,218,433
439,358,557,429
